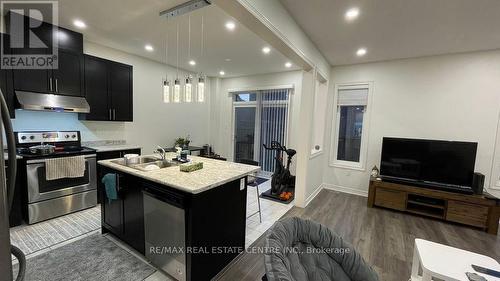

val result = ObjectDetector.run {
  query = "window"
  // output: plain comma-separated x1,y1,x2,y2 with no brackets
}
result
331,84,371,169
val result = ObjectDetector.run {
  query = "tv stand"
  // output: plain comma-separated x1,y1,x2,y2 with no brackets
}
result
368,178,500,234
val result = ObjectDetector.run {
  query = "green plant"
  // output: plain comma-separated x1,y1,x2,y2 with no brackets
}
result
174,135,191,147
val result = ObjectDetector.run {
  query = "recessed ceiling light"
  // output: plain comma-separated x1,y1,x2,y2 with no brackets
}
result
345,8,360,21
262,47,271,54
73,19,86,29
356,48,367,56
189,60,196,66
145,44,154,52
219,71,225,76
225,21,236,31
285,62,292,68
225,58,232,62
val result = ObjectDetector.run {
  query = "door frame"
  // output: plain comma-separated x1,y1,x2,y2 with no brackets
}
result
229,86,294,171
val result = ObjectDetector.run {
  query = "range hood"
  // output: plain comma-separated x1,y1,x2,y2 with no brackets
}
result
15,91,90,113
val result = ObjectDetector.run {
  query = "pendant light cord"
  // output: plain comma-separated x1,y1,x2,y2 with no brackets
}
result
176,23,179,79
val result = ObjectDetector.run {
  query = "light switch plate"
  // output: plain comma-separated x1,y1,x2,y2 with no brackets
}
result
240,178,245,191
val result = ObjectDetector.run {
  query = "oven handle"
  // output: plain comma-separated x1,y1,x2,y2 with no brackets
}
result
26,154,97,164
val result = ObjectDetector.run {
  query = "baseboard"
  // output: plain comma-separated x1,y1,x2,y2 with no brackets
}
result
305,184,324,207
322,183,368,197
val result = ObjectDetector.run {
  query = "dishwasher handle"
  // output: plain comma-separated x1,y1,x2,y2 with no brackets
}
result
143,185,185,209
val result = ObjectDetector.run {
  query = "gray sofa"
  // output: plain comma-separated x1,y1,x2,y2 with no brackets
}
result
264,217,379,281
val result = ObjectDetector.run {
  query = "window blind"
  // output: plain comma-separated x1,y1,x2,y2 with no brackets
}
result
337,88,368,106
259,88,290,173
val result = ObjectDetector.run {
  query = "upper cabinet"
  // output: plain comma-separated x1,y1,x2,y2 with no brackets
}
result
0,34,15,118
79,55,133,122
2,12,133,121
109,62,133,121
5,11,85,97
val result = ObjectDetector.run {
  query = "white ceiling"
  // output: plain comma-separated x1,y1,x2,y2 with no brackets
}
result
55,0,298,77
280,0,500,66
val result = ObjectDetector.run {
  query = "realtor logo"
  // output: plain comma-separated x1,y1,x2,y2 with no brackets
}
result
0,0,58,69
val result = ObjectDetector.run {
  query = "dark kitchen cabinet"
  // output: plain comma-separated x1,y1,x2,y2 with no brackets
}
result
12,49,83,97
12,69,49,94
109,62,133,121
83,56,109,120
96,148,141,204
80,55,133,122
52,50,84,96
6,12,84,97
100,166,144,254
0,33,15,118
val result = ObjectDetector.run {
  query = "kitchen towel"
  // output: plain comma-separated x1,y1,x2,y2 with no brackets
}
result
45,155,86,181
102,173,118,202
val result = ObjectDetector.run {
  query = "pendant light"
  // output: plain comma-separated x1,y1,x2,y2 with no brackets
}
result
197,75,205,102
184,16,193,103
162,32,170,103
173,23,181,103
174,78,181,103
185,76,192,102
197,13,206,102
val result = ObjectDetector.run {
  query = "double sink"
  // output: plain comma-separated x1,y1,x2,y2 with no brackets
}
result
111,156,179,171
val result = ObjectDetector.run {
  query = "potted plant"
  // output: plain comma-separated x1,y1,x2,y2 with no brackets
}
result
174,135,191,149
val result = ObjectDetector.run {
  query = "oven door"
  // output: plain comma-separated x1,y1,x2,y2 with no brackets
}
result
26,154,97,203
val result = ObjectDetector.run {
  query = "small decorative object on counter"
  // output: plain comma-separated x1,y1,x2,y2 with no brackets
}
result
180,150,188,161
371,165,379,178
180,161,203,172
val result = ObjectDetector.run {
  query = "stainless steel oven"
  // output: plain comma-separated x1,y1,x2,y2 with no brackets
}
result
26,154,97,224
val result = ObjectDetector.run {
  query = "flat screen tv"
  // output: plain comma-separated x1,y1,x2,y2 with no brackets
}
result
380,137,477,193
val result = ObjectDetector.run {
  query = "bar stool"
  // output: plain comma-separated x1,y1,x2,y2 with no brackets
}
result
239,159,262,223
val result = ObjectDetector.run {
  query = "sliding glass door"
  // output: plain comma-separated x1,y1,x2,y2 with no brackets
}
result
232,89,291,174
234,106,257,163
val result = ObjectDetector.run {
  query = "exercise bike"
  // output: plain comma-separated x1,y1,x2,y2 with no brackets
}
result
263,141,296,198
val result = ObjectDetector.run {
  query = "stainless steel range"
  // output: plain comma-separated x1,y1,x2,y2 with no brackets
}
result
15,131,97,224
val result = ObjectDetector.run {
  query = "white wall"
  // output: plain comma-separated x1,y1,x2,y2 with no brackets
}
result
323,50,500,196
12,41,212,151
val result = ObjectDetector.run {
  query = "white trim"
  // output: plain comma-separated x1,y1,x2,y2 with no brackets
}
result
305,183,324,207
322,183,369,197
329,81,374,171
228,84,294,93
309,68,329,158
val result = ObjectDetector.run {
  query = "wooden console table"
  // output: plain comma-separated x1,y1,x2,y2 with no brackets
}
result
367,178,500,234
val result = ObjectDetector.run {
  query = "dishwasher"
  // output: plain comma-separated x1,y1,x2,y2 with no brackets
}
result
143,184,186,281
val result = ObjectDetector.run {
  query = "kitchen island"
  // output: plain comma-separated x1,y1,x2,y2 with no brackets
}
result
98,153,259,281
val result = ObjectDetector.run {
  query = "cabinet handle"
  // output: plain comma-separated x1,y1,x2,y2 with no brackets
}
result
113,109,116,120
49,78,53,92
55,79,58,92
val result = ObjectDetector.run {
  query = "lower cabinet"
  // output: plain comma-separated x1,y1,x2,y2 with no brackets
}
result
101,168,145,254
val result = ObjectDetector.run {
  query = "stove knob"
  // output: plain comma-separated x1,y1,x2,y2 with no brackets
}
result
71,134,76,139
65,134,70,139
29,135,35,140
21,136,26,140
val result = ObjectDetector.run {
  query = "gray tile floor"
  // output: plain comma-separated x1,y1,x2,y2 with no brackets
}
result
9,179,293,280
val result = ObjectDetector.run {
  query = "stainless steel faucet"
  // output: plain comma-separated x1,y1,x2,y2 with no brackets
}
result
153,146,167,160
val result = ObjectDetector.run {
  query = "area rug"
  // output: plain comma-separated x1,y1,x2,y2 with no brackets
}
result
13,234,155,281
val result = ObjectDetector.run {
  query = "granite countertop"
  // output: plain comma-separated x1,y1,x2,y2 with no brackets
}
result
98,153,260,194
87,144,143,153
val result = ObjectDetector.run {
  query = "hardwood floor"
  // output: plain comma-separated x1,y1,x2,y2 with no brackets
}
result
216,189,500,281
